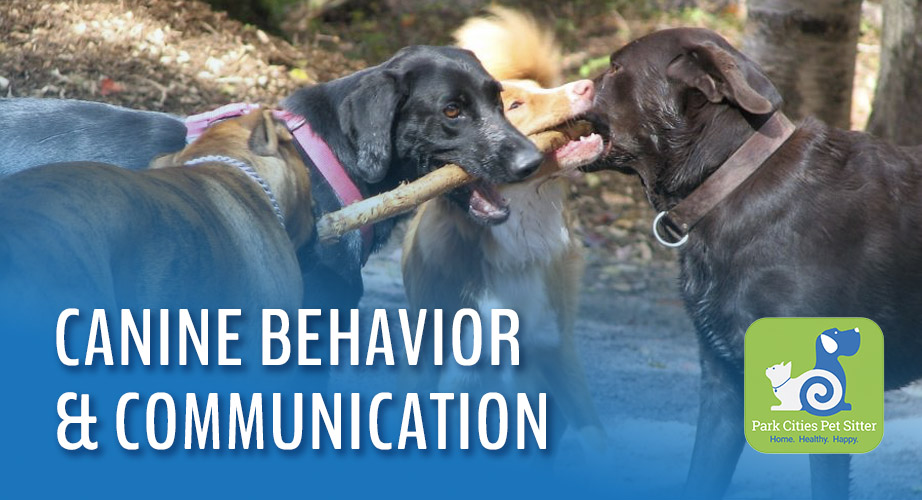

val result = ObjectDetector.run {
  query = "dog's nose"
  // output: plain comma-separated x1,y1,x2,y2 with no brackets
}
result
509,145,544,181
567,79,595,101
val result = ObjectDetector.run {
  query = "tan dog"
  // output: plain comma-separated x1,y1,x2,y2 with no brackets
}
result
401,7,607,451
0,109,312,333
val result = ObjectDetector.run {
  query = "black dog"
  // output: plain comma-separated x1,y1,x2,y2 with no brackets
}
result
0,46,542,309
586,27,922,499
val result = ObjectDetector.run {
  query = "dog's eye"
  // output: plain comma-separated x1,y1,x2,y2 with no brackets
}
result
508,101,523,111
443,103,461,119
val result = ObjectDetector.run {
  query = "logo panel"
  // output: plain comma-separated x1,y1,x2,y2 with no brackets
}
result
744,318,883,454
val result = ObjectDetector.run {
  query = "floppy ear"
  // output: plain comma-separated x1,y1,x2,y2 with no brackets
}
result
249,110,292,157
338,71,401,184
666,40,778,115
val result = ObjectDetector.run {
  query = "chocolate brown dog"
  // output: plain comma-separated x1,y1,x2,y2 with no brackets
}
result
585,28,922,499
0,109,313,333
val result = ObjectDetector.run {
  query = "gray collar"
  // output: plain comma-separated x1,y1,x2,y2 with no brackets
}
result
184,155,285,228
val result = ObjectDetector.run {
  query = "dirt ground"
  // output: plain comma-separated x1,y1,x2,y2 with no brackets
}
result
2,0,919,497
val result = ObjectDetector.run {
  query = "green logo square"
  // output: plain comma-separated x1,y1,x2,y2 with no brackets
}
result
744,318,883,454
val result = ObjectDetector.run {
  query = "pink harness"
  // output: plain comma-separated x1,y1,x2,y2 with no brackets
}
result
185,103,373,261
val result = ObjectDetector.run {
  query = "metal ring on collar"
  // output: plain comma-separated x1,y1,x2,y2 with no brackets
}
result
652,211,689,248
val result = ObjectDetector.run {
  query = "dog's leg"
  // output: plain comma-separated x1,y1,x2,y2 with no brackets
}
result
809,454,850,500
684,343,745,499
531,342,607,452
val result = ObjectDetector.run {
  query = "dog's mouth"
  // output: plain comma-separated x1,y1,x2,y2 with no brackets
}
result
445,121,604,225
552,131,605,170
576,113,614,172
456,180,510,225
532,120,605,173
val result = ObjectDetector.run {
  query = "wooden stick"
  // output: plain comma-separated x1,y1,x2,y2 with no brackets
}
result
315,122,592,242
316,164,472,242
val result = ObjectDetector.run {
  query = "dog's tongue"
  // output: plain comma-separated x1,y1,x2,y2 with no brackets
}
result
469,181,510,224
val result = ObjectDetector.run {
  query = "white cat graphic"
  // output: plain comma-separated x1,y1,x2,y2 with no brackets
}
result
765,362,843,412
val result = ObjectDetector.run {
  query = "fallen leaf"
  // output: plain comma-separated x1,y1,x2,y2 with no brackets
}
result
289,67,310,83
99,77,124,96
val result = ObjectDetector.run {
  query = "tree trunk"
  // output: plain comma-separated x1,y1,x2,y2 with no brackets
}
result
866,0,922,145
743,0,863,129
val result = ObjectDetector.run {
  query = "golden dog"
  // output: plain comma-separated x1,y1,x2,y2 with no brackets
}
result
401,7,607,451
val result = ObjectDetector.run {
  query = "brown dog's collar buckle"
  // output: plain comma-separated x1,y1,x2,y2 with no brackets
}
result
651,112,796,250
653,211,689,248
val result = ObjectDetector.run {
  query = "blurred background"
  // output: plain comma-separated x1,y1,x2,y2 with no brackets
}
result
2,1,920,497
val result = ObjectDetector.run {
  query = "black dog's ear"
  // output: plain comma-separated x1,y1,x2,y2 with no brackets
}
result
249,110,293,157
666,40,778,115
338,71,401,184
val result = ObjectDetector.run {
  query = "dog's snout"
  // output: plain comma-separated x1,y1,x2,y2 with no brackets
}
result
567,79,595,102
566,80,595,115
509,145,544,180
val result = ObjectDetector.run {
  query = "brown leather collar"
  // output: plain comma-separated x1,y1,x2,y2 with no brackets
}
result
653,112,796,247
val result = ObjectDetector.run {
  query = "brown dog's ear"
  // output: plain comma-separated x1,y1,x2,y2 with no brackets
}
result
667,40,777,115
149,152,180,169
249,110,292,156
